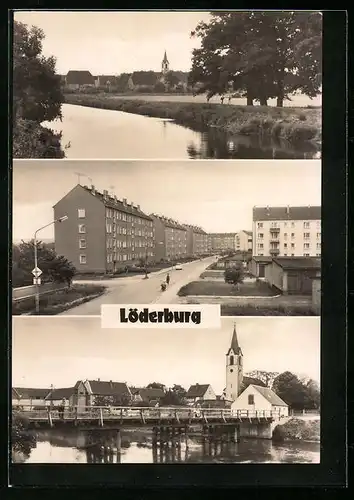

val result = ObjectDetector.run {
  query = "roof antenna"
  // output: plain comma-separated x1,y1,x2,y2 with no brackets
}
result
75,172,87,185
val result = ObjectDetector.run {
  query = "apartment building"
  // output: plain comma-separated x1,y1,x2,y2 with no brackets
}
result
184,224,209,257
53,184,154,273
252,206,321,258
235,230,253,253
208,233,237,253
150,214,188,261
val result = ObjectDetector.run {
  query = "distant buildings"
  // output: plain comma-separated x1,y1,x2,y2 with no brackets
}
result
184,224,209,257
252,206,321,258
208,233,237,253
150,214,188,261
235,230,253,253
53,184,154,274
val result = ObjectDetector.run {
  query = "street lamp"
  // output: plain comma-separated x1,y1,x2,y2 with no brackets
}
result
33,215,68,313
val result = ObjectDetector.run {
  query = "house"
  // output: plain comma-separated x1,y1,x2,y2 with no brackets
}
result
130,71,158,88
12,387,51,409
65,70,95,90
236,230,253,253
45,387,77,408
130,387,165,406
253,205,321,258
53,184,154,273
264,257,321,295
231,384,289,418
185,384,216,404
79,379,133,408
208,233,237,252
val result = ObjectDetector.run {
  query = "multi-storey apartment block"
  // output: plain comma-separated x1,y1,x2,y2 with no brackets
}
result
235,230,253,253
208,233,237,253
53,184,154,273
150,214,188,261
252,206,321,258
184,224,209,257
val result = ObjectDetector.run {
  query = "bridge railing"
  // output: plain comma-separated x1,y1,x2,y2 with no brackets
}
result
14,405,280,423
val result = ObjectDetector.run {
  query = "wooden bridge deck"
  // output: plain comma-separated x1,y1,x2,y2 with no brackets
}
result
14,406,280,429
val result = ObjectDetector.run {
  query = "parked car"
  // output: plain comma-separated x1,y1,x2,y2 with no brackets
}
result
175,263,183,270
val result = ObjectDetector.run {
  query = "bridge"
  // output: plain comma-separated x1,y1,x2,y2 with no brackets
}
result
15,405,281,428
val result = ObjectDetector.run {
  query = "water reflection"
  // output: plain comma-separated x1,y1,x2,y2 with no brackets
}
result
187,128,320,160
42,104,320,160
19,429,320,464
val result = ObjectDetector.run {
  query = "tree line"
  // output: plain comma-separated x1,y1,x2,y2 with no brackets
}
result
93,375,320,410
189,11,322,106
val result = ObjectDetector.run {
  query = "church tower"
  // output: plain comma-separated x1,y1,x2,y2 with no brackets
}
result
225,323,243,402
161,50,169,75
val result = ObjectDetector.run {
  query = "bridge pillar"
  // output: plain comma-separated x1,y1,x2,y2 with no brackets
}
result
115,429,122,454
234,425,240,443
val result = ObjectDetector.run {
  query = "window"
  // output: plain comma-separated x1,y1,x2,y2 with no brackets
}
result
284,243,288,248
257,222,263,228
303,221,310,228
291,222,295,228
230,355,234,365
304,243,310,249
304,232,310,239
78,224,86,234
291,243,295,248
317,232,321,239
284,253,288,256
258,233,264,239
78,208,85,218
316,243,321,249
79,254,86,264
303,253,310,257
291,233,295,238
248,394,255,405
79,238,86,249
291,253,295,256
284,233,288,239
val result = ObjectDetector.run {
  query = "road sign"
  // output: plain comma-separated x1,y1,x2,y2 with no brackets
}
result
32,267,42,278
33,277,42,286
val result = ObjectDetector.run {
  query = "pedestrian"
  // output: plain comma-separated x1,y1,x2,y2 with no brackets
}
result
220,95,224,104
166,273,170,285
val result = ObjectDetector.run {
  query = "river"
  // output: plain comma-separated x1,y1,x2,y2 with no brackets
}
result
42,104,320,160
16,429,320,464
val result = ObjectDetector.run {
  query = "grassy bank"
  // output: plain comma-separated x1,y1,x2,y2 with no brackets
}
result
12,284,106,315
220,304,316,316
273,418,320,443
64,94,321,146
178,280,277,297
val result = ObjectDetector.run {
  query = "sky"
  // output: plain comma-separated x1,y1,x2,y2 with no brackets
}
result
12,316,320,392
12,159,322,240
14,10,211,74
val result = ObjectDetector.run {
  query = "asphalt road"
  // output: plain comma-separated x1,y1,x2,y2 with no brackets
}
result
59,256,216,316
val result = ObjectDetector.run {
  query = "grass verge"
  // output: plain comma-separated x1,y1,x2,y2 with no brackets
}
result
12,284,106,315
220,304,316,316
178,280,277,297
64,94,321,147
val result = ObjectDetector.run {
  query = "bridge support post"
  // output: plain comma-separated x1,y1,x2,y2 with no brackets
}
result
233,425,240,443
115,429,122,454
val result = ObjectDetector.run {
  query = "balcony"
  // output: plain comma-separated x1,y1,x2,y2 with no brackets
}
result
270,237,280,243
269,226,280,232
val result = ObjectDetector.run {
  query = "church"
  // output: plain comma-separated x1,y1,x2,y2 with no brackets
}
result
186,324,288,417
225,324,289,417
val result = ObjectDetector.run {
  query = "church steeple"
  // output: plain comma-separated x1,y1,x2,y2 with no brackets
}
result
227,323,242,356
161,50,169,75
225,323,243,402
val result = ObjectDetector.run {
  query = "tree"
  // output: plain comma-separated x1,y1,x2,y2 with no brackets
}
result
154,81,166,93
12,240,76,287
161,385,187,406
13,21,65,157
94,395,131,407
164,71,180,90
272,371,319,410
224,268,244,288
246,370,280,388
189,11,322,106
147,382,166,391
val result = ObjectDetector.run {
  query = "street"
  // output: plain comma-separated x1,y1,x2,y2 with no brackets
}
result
59,256,215,315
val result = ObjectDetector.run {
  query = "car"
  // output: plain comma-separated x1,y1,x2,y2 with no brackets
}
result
175,263,183,270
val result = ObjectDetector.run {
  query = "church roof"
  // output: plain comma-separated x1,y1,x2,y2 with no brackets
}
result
186,384,211,398
226,324,242,355
251,385,288,407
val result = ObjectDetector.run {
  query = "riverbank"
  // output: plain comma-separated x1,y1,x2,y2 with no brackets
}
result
273,417,320,443
64,94,321,147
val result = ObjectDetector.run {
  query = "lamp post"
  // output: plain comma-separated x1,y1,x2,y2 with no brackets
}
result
34,216,68,314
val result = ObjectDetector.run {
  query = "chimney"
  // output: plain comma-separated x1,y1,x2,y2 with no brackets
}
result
286,205,290,214
91,185,96,195
114,195,117,203
97,378,100,382
137,204,140,211
103,189,108,199
123,198,127,206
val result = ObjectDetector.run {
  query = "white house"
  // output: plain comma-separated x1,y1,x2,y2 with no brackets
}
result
231,384,289,418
